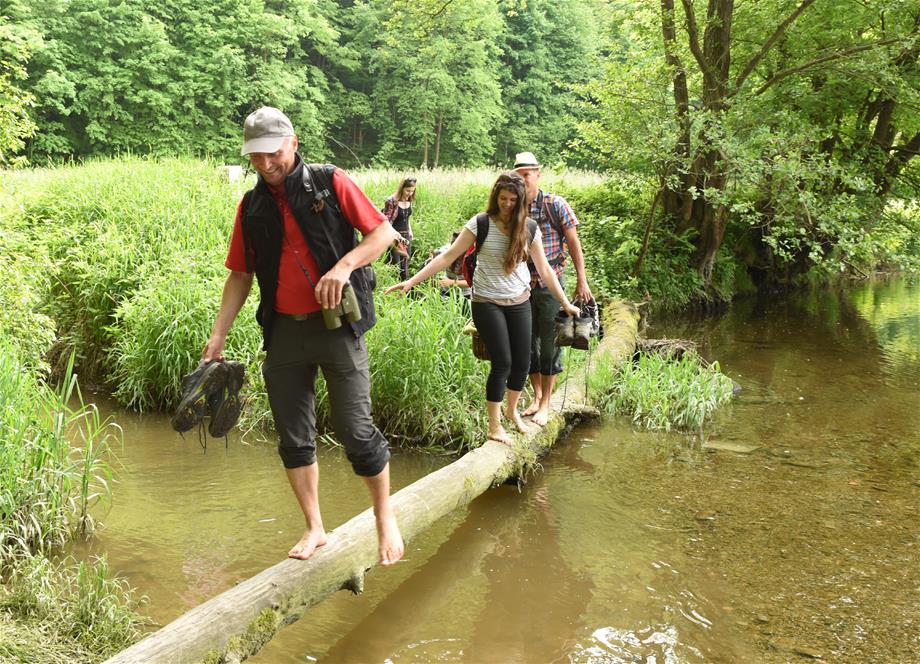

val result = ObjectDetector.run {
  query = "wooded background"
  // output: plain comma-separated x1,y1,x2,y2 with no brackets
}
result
2,0,918,294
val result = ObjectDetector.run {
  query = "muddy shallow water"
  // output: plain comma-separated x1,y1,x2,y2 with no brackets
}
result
74,279,919,662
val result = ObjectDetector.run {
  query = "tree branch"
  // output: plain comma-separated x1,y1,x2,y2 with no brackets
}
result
680,0,713,77
429,0,454,20
733,0,816,93
753,37,905,96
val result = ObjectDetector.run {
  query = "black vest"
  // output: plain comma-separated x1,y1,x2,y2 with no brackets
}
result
241,156,376,349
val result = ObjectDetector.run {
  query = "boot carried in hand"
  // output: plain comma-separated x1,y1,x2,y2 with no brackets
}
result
571,298,600,351
171,360,246,437
171,361,228,433
208,361,246,438
554,309,574,347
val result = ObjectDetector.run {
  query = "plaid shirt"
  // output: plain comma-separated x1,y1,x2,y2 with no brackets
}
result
529,190,578,287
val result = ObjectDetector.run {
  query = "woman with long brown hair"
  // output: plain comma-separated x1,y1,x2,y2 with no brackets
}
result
381,176,417,280
386,172,578,444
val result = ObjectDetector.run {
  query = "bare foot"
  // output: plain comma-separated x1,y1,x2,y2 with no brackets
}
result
487,426,513,445
531,406,551,427
288,528,328,560
522,400,541,417
376,515,404,566
504,409,532,434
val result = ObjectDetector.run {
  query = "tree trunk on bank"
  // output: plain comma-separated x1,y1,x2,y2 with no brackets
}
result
658,0,733,293
105,302,641,664
434,116,442,168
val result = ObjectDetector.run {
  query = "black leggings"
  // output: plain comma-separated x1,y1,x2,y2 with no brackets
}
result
472,300,532,402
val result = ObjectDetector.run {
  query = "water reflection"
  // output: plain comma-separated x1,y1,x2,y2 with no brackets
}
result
849,278,920,385
75,279,919,662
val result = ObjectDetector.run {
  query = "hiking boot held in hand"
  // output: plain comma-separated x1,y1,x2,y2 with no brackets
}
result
572,315,594,350
208,361,246,438
171,361,228,433
555,310,574,347
580,298,601,337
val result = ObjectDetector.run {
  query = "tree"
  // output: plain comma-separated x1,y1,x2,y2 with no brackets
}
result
366,0,505,167
23,0,338,161
493,0,603,167
0,1,41,166
579,0,920,294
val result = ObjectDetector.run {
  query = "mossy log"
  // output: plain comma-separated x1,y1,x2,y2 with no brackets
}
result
105,300,639,664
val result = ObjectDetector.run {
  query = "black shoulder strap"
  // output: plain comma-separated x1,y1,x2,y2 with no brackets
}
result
240,189,255,273
303,162,352,261
304,162,343,216
475,212,489,251
527,217,538,243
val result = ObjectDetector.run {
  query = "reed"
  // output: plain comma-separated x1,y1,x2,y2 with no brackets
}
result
597,353,735,431
0,554,144,661
1,158,507,446
367,280,488,451
0,348,118,561
0,345,144,661
1,157,618,449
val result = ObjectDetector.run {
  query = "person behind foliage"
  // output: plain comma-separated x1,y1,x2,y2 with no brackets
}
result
428,231,471,299
202,107,404,566
381,176,416,281
513,152,593,427
386,172,578,445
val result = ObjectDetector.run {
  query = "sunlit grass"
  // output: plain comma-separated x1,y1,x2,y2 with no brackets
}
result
0,554,145,661
0,349,119,560
0,157,536,448
596,352,735,431
1,157,646,451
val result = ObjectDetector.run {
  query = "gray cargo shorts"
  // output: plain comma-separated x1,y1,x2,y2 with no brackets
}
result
529,282,564,376
262,314,389,477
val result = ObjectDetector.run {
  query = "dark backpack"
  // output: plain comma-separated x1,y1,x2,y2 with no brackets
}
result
461,214,537,290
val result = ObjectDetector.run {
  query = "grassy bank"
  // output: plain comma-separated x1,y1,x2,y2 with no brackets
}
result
0,346,145,660
0,158,614,450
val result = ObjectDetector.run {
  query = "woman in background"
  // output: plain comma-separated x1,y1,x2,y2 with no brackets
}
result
382,176,416,280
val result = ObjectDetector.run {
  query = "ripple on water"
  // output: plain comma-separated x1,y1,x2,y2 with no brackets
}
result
570,624,703,663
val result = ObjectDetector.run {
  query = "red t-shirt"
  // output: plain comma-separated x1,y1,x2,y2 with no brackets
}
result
225,169,385,314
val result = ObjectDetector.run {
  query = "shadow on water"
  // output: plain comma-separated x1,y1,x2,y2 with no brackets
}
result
73,279,918,662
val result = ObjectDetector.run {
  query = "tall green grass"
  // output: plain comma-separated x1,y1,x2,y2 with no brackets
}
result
0,349,117,560
595,352,735,431
1,554,144,661
3,158,680,449
0,346,144,661
2,158,559,447
368,282,488,451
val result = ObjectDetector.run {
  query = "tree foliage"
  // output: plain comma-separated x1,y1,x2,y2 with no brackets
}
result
0,0,41,166
578,0,920,295
9,0,603,167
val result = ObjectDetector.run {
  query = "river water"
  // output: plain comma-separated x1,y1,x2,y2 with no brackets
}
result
73,278,919,663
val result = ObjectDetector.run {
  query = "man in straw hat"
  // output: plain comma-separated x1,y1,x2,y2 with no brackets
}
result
202,106,404,565
513,151,593,426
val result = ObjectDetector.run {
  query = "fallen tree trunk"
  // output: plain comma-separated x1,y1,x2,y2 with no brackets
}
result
106,300,640,664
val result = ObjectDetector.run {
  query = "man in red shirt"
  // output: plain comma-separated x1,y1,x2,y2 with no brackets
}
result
203,107,404,565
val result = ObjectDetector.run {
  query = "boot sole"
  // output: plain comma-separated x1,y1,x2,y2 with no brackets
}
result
171,362,227,433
